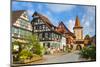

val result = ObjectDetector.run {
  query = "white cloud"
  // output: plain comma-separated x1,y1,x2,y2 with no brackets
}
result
85,21,90,26
41,11,59,26
81,14,95,37
67,19,75,32
86,6,95,16
27,10,34,21
46,4,75,13
27,10,34,16
81,15,90,27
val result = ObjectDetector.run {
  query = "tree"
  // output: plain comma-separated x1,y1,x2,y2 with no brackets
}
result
12,41,21,53
12,41,22,61
84,34,90,39
27,34,43,56
80,44,96,60
84,34,91,46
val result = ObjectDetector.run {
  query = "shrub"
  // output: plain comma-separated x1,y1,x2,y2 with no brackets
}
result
18,49,33,60
32,44,43,56
27,34,43,56
80,45,96,60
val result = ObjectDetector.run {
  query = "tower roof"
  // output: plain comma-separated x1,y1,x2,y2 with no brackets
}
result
74,16,83,29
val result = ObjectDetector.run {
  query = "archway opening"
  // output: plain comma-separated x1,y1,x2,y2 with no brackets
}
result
76,45,82,50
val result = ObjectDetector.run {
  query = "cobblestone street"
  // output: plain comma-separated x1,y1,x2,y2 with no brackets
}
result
12,50,90,66
29,51,87,64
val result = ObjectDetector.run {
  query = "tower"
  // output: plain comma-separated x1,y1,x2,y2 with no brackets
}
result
73,16,83,41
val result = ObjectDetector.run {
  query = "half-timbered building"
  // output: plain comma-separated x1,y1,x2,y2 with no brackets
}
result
12,10,32,52
31,12,66,52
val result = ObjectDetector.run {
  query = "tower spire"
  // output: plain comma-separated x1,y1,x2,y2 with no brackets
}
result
74,16,81,27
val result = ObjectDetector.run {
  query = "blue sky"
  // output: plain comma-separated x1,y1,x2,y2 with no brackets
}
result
12,1,96,37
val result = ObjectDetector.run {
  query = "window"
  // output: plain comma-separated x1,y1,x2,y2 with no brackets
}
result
39,25,41,30
42,33,45,38
55,34,58,38
37,19,40,24
43,43,45,47
37,19,44,24
25,31,31,37
40,20,43,24
52,33,54,38
19,29,22,37
33,19,39,24
19,19,29,29
53,33,55,38
39,33,42,39
36,26,39,30
19,29,26,38
12,28,19,37
46,27,49,31
48,33,51,38
35,25,42,30
45,33,48,38
14,28,19,34
47,43,50,48
43,25,45,30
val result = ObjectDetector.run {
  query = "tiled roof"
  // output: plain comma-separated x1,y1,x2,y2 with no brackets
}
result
55,21,75,38
56,21,73,34
12,10,25,24
32,11,55,29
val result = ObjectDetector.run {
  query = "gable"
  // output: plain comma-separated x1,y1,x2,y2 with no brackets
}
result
12,10,24,24
20,11,29,21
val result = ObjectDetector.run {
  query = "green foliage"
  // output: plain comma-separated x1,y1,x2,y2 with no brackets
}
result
84,34,91,46
12,41,22,54
18,49,33,60
80,45,96,60
84,34,90,39
12,34,43,62
27,34,43,56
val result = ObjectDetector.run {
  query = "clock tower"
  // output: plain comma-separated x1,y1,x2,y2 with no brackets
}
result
73,16,83,41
